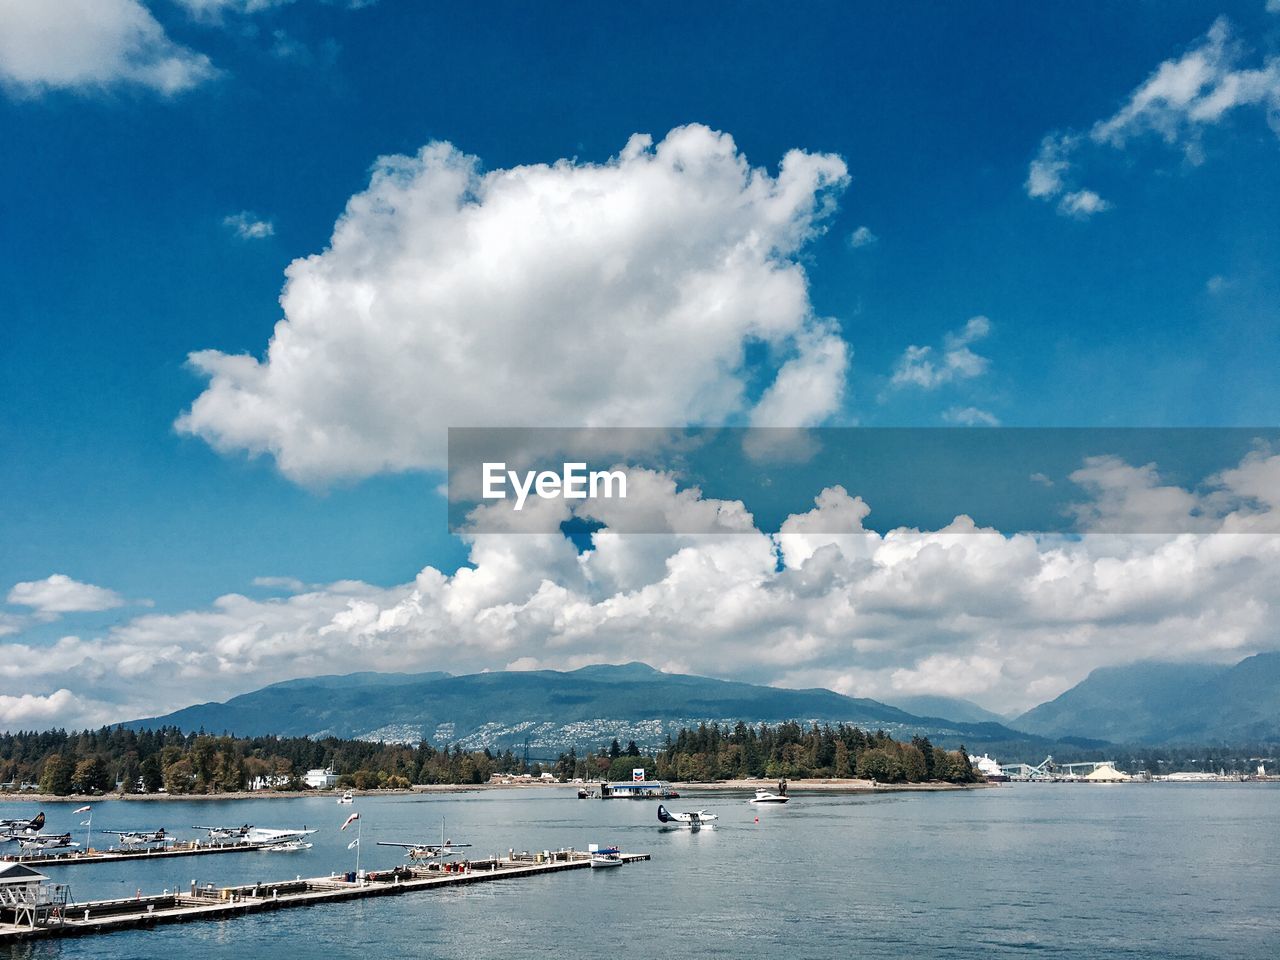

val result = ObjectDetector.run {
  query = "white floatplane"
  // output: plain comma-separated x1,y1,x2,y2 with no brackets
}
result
656,804,718,828
101,828,170,847
246,826,318,845
376,819,471,863
4,832,78,852
0,811,45,835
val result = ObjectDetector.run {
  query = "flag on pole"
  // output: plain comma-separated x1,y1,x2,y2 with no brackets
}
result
347,838,360,850
341,812,360,831
73,805,91,814
80,820,91,826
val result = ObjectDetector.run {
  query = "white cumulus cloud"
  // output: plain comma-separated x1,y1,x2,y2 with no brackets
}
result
7,451,1280,725
7,574,126,615
0,0,217,96
177,126,852,482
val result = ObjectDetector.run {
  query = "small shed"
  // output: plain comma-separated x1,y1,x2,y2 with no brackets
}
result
0,862,65,928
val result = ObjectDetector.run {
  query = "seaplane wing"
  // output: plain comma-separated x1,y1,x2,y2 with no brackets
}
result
657,804,718,825
247,827,318,844
0,811,45,835
194,824,253,840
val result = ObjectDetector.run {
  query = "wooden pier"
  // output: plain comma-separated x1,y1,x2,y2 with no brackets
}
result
0,849,649,943
4,839,279,867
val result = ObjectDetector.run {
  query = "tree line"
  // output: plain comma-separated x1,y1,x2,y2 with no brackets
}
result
0,727,534,795
552,722,982,784
1,721,982,796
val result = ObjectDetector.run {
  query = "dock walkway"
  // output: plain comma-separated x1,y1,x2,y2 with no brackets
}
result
0,850,649,943
4,839,279,867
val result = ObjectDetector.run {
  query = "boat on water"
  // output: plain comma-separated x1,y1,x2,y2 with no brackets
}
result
749,789,790,804
588,844,623,868
263,840,313,852
337,791,354,804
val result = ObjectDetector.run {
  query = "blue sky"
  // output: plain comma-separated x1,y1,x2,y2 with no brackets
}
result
2,1,1279,726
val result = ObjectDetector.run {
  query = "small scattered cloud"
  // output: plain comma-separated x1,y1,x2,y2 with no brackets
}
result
6,574,125,615
1025,17,1280,217
942,406,1000,427
1206,274,1234,294
223,211,275,239
252,576,308,593
174,0,296,20
1058,189,1110,219
0,0,218,97
1029,472,1055,487
891,316,992,390
848,225,878,248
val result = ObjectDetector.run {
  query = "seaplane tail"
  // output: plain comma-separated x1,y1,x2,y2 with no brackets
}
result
0,811,45,835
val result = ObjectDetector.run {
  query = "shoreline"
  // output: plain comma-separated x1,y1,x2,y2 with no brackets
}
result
674,778,995,793
2,779,993,804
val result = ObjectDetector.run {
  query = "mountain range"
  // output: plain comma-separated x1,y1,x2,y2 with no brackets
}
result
128,653,1279,753
1011,652,1280,744
127,662,1043,754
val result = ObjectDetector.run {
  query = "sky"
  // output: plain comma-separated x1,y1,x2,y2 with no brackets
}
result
2,0,1280,730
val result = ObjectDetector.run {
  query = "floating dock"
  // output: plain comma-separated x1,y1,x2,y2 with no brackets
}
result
4,839,279,867
0,849,649,943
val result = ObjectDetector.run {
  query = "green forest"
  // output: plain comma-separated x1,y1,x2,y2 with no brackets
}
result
0,721,982,797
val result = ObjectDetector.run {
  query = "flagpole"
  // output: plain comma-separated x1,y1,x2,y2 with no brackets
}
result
86,810,91,850
355,817,362,877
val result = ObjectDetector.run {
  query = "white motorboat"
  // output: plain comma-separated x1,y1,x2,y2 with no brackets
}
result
263,840,313,852
337,791,354,804
749,789,790,804
589,844,623,868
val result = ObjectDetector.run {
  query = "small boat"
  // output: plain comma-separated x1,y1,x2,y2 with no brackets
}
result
263,840,313,852
749,789,790,804
589,845,623,868
337,791,354,805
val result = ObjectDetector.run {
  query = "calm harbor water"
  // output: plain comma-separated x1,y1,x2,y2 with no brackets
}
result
2,783,1276,959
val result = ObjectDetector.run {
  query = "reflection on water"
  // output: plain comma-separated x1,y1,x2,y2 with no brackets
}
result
3,784,1277,959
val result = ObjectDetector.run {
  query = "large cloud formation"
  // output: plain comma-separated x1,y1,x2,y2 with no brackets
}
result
177,126,852,481
9,452,1280,730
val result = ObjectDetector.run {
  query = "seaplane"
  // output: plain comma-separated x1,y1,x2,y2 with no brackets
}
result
246,826,318,846
376,819,471,863
101,828,171,847
0,811,45,835
4,832,78,852
193,824,254,842
656,804,718,829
